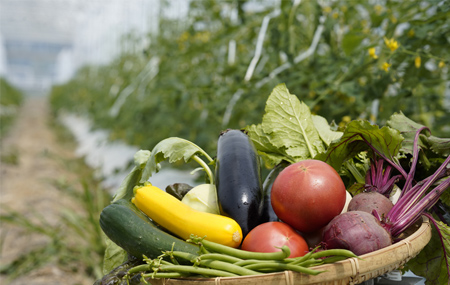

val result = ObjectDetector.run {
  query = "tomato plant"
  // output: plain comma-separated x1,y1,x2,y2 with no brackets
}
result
271,160,346,233
241,222,309,258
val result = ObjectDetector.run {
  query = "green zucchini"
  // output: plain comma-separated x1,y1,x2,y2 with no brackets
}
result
99,199,199,260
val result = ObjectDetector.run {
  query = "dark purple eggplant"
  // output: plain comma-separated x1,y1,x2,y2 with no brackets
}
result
215,129,265,237
261,162,288,222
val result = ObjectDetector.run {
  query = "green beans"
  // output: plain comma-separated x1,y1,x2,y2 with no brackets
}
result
198,259,263,276
200,253,243,263
142,272,188,279
156,264,239,277
189,235,291,260
124,236,359,282
235,259,289,267
243,262,324,275
310,249,358,260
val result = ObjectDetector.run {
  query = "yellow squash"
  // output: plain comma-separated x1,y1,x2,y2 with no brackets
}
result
132,184,243,248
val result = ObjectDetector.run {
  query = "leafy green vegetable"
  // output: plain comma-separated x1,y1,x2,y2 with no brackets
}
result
246,124,294,167
441,190,450,209
405,219,450,285
105,150,151,274
243,84,449,284
316,120,404,175
262,84,325,158
141,137,214,184
246,84,337,167
102,233,128,275
387,112,450,156
311,115,343,147
112,150,150,202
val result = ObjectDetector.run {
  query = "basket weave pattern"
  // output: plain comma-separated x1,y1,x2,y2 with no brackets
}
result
146,216,432,285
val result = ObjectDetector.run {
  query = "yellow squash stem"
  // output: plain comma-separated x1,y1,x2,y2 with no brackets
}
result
132,184,243,248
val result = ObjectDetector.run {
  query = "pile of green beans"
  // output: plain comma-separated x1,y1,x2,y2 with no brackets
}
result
124,235,359,283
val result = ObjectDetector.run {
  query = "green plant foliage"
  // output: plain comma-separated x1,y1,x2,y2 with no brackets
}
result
0,147,111,281
0,77,24,137
49,0,449,156
0,181,109,281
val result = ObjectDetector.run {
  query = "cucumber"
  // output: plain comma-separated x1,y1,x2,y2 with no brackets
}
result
99,199,199,260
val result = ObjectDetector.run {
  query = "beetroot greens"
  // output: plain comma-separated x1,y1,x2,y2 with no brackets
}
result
362,127,450,276
386,157,450,237
364,158,402,197
317,116,450,281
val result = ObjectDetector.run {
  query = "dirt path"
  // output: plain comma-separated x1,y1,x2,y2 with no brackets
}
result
0,96,95,285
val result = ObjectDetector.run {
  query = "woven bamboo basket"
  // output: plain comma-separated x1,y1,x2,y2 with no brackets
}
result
146,216,432,285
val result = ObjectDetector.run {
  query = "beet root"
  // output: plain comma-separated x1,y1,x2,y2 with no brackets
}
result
347,191,394,218
321,211,392,256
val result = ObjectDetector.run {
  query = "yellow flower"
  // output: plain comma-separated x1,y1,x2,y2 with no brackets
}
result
194,31,211,43
342,116,351,123
439,61,446,68
358,77,367,86
382,62,391,72
408,29,415,38
374,5,383,15
384,37,400,52
390,15,397,24
415,56,421,68
339,116,352,128
368,47,378,59
323,6,332,14
178,31,190,43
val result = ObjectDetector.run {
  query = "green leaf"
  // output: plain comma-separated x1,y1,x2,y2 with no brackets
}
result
405,219,450,285
440,190,450,208
311,115,343,147
341,32,365,56
246,124,295,167
387,112,450,157
347,182,365,196
316,120,404,172
428,137,450,157
141,137,212,183
409,10,450,25
102,234,128,275
260,83,325,160
111,150,150,203
134,149,151,168
111,167,141,203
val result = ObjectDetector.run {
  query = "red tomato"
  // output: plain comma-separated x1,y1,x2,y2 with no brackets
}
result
271,159,346,233
241,222,309,258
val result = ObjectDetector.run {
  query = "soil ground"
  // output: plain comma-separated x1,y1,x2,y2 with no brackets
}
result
0,96,95,285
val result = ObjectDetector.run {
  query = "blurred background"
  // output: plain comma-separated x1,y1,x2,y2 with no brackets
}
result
0,0,186,93
0,0,449,284
1,0,449,151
